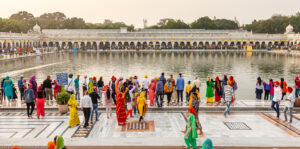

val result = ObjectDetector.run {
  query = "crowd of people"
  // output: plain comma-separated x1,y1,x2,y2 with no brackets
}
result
255,76,300,123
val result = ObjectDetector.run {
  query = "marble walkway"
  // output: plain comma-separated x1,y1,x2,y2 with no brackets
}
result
0,111,300,148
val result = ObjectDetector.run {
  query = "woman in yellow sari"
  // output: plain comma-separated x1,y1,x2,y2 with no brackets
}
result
68,94,80,127
88,77,93,94
137,91,147,122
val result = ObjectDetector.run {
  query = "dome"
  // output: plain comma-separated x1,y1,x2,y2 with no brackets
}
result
33,24,41,32
285,24,294,34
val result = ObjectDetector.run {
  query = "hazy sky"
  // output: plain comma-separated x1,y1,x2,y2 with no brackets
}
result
1,0,299,28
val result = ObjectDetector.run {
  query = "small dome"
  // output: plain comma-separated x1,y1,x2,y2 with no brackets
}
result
33,24,41,32
285,24,294,33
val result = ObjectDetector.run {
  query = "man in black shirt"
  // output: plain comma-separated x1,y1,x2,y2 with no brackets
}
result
43,76,53,105
89,88,100,123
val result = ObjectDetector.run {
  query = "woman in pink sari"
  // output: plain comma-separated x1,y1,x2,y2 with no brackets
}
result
148,79,156,106
53,80,61,99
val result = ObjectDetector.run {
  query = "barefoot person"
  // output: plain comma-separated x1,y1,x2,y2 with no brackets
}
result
24,84,35,119
224,81,234,117
283,87,295,123
272,81,282,119
68,94,80,127
36,85,45,119
184,107,198,149
137,90,147,122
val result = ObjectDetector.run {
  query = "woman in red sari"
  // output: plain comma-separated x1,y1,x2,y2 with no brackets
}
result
53,80,61,99
214,76,221,103
116,93,126,126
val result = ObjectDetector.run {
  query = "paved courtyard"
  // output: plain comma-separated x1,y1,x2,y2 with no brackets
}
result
0,111,300,148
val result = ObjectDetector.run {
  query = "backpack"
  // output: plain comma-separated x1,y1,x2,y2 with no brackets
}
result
125,90,131,102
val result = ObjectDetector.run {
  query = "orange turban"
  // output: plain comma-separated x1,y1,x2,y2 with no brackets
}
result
47,141,55,149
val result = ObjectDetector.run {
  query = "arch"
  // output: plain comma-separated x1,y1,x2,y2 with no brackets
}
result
80,42,85,50
199,42,204,49
137,42,142,50
49,42,54,47
149,42,153,49
43,42,48,47
74,42,79,48
236,41,241,49
204,42,209,49
211,42,216,49
67,42,73,49
186,42,191,49
91,42,97,50
111,42,116,50
129,42,135,49
155,42,160,49
124,42,129,49
142,41,147,49
255,41,260,49
99,42,104,49
62,42,66,49
161,42,167,49
55,42,60,49
174,42,179,49
118,42,123,49
261,42,266,49
192,42,197,49
179,42,185,49
105,42,110,50
86,42,92,50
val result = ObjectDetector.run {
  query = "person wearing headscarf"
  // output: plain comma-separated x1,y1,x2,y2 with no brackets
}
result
269,79,275,100
109,76,117,104
214,77,222,103
47,141,55,149
228,76,237,102
88,77,93,94
116,92,126,126
164,79,173,106
283,87,295,123
189,82,200,107
224,81,234,117
11,145,21,149
263,80,270,100
3,76,14,102
280,78,287,100
68,94,80,127
142,75,149,98
221,74,228,99
97,76,104,101
29,76,37,98
256,77,263,100
36,85,45,119
184,107,198,149
202,138,213,149
272,81,282,119
74,74,80,101
206,77,215,103
53,80,61,99
65,73,75,94
55,136,65,149
137,90,147,122
115,77,123,96
148,79,156,106
104,85,113,118
295,75,300,98
185,81,192,105
126,85,135,118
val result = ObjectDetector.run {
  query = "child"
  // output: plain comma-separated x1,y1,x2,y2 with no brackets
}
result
185,81,192,105
263,81,270,100
283,87,295,123
12,85,18,102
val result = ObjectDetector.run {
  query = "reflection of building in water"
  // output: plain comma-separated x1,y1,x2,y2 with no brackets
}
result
0,24,300,50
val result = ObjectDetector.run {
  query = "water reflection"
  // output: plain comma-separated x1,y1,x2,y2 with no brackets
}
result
0,51,299,100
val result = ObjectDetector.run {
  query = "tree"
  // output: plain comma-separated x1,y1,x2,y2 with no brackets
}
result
148,18,190,29
214,19,238,29
191,17,216,29
37,12,66,29
9,11,34,21
9,11,36,33
62,17,87,29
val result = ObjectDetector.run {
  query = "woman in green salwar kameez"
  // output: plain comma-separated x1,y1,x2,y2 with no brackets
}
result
184,106,198,149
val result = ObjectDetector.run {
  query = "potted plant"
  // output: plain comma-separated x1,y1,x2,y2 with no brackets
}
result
56,91,71,114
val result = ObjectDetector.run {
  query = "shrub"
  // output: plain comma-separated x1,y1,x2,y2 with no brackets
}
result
56,91,71,105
